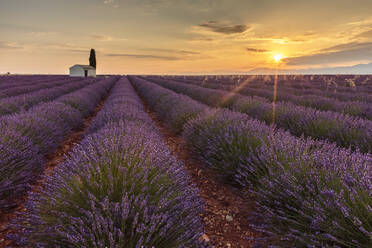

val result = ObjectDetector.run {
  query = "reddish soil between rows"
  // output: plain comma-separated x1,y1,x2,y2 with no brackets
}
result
0,92,111,248
139,97,258,247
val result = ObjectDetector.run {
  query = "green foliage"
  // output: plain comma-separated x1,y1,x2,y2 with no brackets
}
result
89,49,97,68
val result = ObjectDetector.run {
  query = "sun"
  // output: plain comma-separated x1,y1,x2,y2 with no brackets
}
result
273,54,283,63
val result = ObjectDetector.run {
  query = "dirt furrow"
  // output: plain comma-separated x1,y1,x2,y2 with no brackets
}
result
139,98,258,248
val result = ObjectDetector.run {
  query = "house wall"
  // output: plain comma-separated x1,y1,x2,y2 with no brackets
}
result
69,67,96,77
69,67,84,77
88,69,96,77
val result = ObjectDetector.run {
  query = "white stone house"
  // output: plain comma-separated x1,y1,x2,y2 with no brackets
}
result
69,65,96,77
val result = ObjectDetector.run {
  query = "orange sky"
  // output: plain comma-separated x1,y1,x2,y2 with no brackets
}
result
2,0,372,74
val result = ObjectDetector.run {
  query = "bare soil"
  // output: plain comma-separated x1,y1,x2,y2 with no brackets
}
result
0,93,110,248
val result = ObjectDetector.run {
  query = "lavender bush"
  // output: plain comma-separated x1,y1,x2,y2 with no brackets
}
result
0,77,96,116
149,75,372,103
56,77,118,116
0,77,116,213
130,76,207,134
12,122,204,248
0,130,44,212
87,77,153,134
29,102,83,135
171,76,372,120
0,75,67,91
0,111,65,154
145,77,372,153
133,77,372,247
0,76,80,99
12,77,206,247
185,110,372,247
238,87,372,120
183,109,272,184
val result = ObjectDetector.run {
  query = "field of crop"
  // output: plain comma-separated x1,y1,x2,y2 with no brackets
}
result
0,75,371,247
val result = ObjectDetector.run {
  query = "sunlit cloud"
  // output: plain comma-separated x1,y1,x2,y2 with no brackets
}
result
0,41,24,50
346,17,372,27
0,22,46,32
105,53,181,60
285,42,372,66
354,29,372,39
319,42,372,52
138,47,200,55
29,31,58,36
67,49,89,53
103,0,119,8
38,42,92,54
90,34,127,42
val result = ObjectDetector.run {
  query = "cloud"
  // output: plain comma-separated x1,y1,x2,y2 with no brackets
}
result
248,62,372,75
0,22,45,32
103,0,119,8
0,41,23,50
67,49,88,53
40,42,91,54
138,47,200,55
286,42,372,66
105,53,181,60
319,42,372,52
179,50,200,55
91,35,113,41
29,31,58,36
90,34,127,42
198,21,250,34
189,37,215,43
303,31,316,37
355,29,372,38
246,47,269,53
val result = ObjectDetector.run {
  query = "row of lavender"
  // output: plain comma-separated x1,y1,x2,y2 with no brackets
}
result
153,76,372,120
11,77,206,247
166,75,372,93
0,75,68,90
256,83,372,103
0,76,81,99
254,82,372,102
227,82,372,119
163,75,372,103
144,77,372,154
0,77,99,116
130,76,372,247
0,75,66,89
0,77,117,213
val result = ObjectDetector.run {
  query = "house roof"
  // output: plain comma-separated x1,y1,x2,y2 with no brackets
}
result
70,64,96,70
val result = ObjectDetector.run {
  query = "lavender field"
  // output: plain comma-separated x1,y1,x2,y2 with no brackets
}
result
0,75,371,247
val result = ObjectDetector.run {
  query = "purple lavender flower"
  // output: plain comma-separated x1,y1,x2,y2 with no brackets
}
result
131,76,372,247
0,76,117,213
11,77,206,247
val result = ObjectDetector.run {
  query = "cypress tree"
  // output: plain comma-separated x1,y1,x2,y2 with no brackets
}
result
89,49,96,68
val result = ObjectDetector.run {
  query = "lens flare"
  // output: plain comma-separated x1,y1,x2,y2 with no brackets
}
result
273,54,283,63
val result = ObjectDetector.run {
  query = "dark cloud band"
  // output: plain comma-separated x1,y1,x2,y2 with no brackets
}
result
198,21,249,34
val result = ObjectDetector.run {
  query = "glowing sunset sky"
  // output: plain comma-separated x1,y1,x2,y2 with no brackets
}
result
2,0,372,74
